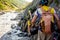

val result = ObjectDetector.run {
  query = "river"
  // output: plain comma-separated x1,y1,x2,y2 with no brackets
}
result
0,12,19,38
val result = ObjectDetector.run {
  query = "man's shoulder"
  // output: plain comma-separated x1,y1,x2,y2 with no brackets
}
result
34,8,42,16
37,8,42,14
37,8,41,11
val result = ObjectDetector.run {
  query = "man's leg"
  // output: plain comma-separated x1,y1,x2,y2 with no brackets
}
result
33,34,38,40
46,34,52,40
37,30,45,40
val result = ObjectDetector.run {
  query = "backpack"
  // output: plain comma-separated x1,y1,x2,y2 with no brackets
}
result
37,6,55,34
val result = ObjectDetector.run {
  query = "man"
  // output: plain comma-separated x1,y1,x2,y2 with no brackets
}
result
31,0,60,40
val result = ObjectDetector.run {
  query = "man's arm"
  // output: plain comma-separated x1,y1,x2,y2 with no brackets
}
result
54,13,60,30
31,8,41,27
54,13,59,21
31,15,37,27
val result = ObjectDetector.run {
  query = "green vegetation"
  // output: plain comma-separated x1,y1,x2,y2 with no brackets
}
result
0,0,30,11
0,0,59,12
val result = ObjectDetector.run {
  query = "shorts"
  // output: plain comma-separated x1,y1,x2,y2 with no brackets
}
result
37,30,52,40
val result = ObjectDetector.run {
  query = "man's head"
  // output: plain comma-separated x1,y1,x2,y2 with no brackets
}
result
39,0,48,6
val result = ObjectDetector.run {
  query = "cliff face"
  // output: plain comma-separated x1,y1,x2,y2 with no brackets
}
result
24,0,41,14
25,0,60,13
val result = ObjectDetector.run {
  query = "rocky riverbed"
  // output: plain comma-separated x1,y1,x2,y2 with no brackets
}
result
0,12,19,38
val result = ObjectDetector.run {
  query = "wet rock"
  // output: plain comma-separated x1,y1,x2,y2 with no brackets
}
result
7,32,12,35
0,25,30,40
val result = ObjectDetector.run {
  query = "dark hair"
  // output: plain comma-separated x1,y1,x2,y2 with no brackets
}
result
39,0,48,6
